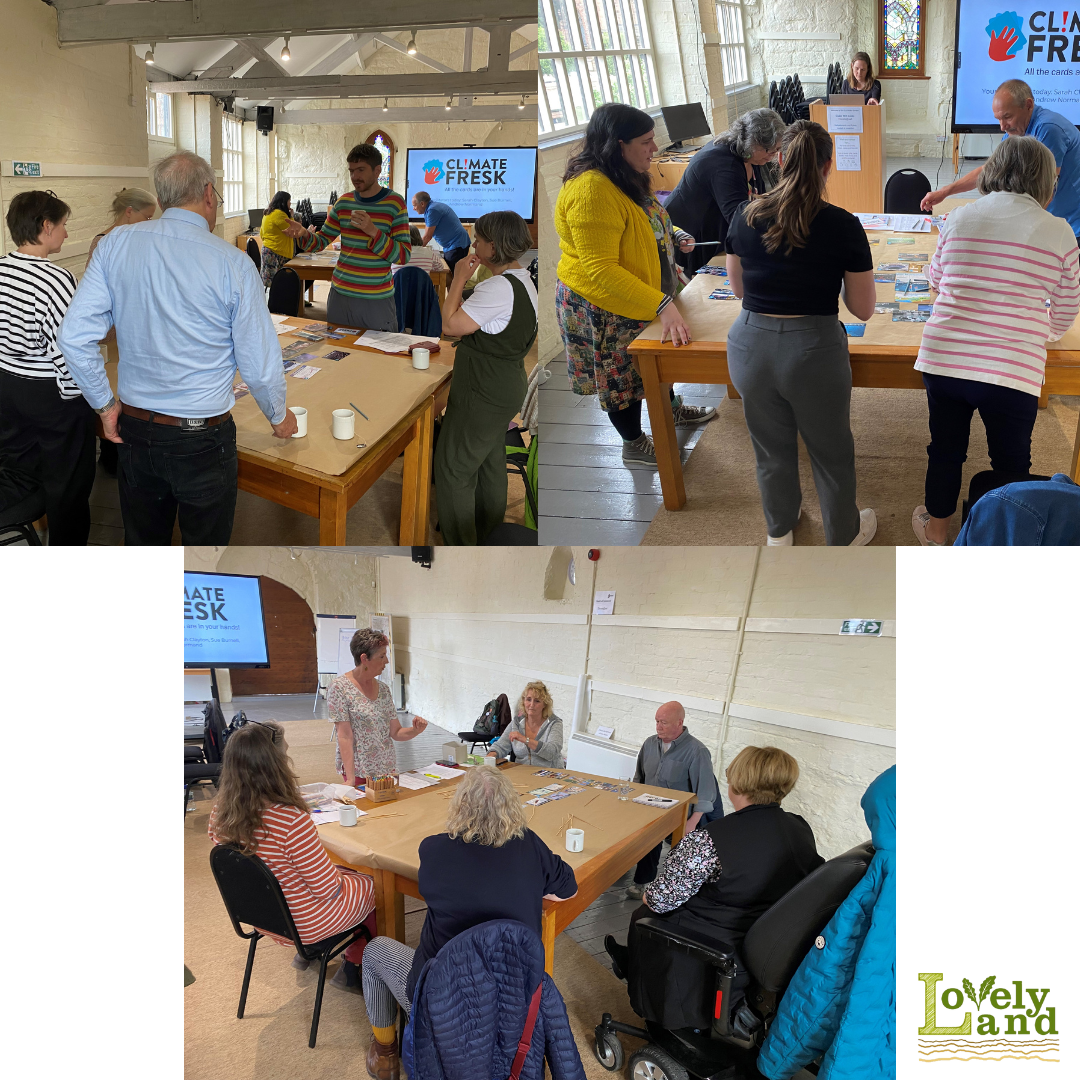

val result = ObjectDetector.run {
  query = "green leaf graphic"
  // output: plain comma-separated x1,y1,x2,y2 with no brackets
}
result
963,978,979,1008
977,975,996,1008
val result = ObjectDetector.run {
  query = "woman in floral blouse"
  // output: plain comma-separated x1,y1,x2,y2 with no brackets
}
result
327,628,428,787
605,746,823,1012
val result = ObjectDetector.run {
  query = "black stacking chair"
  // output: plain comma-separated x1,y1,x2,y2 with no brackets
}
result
768,80,778,112
0,474,45,545
268,266,302,316
209,846,372,1048
884,168,932,213
245,237,261,272
962,471,1052,524
593,842,874,1076
184,700,227,814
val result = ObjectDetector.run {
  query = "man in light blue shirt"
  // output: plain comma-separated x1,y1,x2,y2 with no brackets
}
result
412,191,471,274
58,150,296,545
922,79,1080,242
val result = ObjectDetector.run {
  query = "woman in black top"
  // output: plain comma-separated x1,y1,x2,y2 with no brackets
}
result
664,109,787,275
725,120,878,546
841,52,882,105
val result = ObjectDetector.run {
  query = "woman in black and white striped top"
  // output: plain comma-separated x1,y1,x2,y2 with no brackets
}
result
0,190,97,544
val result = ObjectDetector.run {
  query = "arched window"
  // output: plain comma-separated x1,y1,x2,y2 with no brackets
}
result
366,130,395,190
879,0,925,78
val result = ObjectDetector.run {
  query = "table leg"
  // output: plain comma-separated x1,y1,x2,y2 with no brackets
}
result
296,280,306,317
377,869,406,943
668,801,691,848
1039,386,1049,410
542,907,557,976
638,351,686,510
318,487,348,545
1071,409,1080,484
399,398,434,544
726,383,741,401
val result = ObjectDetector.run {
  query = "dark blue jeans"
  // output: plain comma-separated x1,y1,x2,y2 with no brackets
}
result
922,373,1039,519
116,413,237,545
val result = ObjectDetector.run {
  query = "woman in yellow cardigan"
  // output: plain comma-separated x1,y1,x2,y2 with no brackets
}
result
259,190,304,288
555,104,715,468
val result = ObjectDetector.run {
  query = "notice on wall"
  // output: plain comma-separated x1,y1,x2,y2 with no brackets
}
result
592,590,616,615
827,106,863,133
834,135,862,172
594,726,615,740
840,619,883,636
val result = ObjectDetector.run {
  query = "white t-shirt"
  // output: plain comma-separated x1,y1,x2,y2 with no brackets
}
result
460,268,538,335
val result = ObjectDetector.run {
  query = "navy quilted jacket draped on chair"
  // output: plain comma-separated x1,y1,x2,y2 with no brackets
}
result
402,920,586,1080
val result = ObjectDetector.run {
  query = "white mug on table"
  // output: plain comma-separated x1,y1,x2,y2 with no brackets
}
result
565,828,584,853
412,347,430,370
339,804,358,827
289,406,307,438
332,409,355,439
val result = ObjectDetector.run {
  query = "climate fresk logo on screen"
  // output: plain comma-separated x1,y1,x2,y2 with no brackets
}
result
917,973,1059,1062
986,10,1080,61
421,156,510,186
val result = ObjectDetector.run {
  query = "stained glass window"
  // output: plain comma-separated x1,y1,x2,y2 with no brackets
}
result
366,131,394,189
880,0,925,76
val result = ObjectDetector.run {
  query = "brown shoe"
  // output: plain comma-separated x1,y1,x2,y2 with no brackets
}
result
365,1035,400,1080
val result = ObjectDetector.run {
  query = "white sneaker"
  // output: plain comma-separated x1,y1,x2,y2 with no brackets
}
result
765,503,802,546
911,505,947,546
848,508,878,546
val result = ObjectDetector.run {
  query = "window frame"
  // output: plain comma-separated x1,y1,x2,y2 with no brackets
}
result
877,0,926,80
146,88,174,141
715,0,751,92
538,0,661,141
221,112,244,218
365,129,395,191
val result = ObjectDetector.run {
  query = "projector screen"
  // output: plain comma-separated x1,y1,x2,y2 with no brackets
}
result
184,572,270,669
405,148,537,222
953,0,1080,131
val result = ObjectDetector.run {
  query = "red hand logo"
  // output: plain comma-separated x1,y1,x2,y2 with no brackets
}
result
424,166,441,183
988,26,1019,61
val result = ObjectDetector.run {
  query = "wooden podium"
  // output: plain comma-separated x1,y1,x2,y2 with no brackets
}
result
809,100,887,214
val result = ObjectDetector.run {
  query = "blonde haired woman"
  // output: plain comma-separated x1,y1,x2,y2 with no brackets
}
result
207,722,376,993
360,766,578,1077
488,680,564,767
87,187,156,261
605,746,823,1017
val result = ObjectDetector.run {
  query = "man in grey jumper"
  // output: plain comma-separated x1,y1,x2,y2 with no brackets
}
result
627,701,722,898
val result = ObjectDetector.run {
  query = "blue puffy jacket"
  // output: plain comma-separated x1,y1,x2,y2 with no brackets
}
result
403,919,586,1080
757,766,895,1080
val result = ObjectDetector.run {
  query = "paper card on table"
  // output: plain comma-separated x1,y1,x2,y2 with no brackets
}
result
356,330,441,355
878,263,907,272
918,304,934,313
898,253,930,261
398,773,436,790
827,106,863,133
525,797,548,806
874,273,896,283
893,310,931,322
875,302,900,313
323,350,349,360
856,214,890,230
594,726,615,740
290,365,321,379
275,324,293,335
709,289,737,300
834,135,861,171
311,809,341,824
632,793,679,808
844,323,866,336
888,214,931,233
592,590,616,615
421,762,465,780
887,238,916,245
233,382,250,399
270,313,290,324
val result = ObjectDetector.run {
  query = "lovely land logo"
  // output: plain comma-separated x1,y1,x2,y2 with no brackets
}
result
986,9,1080,63
917,973,1060,1062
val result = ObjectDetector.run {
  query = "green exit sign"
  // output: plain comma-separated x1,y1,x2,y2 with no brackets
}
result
840,619,883,636
13,161,42,177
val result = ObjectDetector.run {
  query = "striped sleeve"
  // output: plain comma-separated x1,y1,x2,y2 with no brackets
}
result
370,193,411,267
283,811,344,902
1048,244,1080,340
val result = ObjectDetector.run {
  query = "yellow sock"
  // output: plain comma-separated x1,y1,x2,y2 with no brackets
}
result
372,1024,396,1044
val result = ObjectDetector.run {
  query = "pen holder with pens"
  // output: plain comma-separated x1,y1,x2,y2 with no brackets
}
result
365,775,400,804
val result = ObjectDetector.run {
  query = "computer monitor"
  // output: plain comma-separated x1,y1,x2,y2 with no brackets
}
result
660,103,712,149
247,208,264,231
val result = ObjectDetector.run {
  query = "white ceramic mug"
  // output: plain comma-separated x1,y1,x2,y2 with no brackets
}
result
289,406,307,438
565,828,584,853
332,409,355,439
412,347,430,370
339,804,358,827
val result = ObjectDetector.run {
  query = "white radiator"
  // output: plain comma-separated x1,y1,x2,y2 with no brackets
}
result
565,734,638,780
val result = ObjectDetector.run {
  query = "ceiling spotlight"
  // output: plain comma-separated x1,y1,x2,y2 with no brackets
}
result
144,45,155,64
445,96,453,111
280,35,291,62
518,95,526,110
407,32,417,56
382,97,388,112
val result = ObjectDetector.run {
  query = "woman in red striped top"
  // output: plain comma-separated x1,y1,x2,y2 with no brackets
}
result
208,722,375,991
912,136,1080,544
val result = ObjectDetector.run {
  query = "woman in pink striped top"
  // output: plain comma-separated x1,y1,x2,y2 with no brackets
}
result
912,136,1080,544
208,722,376,992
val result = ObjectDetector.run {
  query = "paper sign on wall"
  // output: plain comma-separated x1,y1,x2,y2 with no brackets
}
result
594,726,615,740
592,590,616,615
834,135,861,172
827,107,863,133
840,619,883,636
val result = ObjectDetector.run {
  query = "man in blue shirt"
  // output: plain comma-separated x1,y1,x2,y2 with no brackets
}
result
411,191,471,274
58,151,295,545
922,79,1080,243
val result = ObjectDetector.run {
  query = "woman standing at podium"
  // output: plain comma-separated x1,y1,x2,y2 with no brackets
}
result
841,53,881,106
664,108,787,275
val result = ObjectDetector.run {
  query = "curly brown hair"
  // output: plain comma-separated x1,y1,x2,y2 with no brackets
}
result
212,723,309,853
349,627,389,666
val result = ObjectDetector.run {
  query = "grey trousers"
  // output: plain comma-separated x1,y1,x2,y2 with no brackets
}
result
361,936,414,1028
327,287,399,332
727,311,860,545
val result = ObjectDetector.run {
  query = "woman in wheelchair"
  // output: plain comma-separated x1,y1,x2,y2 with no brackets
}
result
207,722,376,990
605,746,823,1008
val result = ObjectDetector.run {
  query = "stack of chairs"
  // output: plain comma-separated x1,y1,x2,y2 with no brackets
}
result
768,75,808,124
826,61,844,97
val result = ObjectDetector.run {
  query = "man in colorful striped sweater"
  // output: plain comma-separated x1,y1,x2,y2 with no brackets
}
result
284,143,410,330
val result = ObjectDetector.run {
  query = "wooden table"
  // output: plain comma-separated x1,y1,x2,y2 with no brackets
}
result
235,317,451,545
629,231,1080,510
286,251,447,315
319,763,695,975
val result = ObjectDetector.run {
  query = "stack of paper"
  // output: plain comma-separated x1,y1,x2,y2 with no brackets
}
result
356,330,441,355
419,762,464,780
398,772,437,790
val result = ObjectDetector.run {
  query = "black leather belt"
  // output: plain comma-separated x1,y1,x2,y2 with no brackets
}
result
120,402,231,430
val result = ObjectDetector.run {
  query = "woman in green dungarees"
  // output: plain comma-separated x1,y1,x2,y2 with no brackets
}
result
435,211,538,545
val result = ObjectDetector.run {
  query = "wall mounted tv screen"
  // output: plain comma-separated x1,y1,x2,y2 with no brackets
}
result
184,571,270,669
405,147,537,221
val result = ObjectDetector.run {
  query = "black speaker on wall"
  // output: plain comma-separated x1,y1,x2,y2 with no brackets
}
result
256,106,274,133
